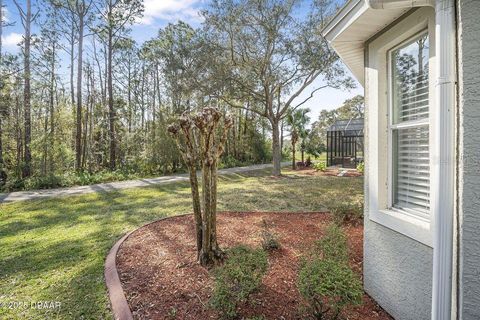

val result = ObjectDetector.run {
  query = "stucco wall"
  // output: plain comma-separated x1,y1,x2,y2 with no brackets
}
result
363,220,432,320
363,78,433,320
363,9,433,319
457,1,480,319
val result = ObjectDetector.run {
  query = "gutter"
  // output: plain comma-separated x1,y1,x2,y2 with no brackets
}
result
367,0,435,9
366,1,457,320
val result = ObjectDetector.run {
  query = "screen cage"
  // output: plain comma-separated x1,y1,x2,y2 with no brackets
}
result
326,118,364,168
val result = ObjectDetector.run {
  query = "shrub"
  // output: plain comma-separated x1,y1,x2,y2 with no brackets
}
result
305,156,312,167
219,155,251,169
1,169,142,192
260,219,281,251
210,246,268,319
299,224,363,320
356,161,364,174
298,258,363,320
329,202,364,225
313,161,327,172
314,224,349,263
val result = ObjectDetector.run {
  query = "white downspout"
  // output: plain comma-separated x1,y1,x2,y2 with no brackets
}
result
431,1,456,320
366,1,457,320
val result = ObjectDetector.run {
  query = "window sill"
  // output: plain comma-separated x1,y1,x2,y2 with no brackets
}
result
369,208,432,247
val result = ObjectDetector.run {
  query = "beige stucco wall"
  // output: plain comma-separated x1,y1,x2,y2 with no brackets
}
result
457,1,480,319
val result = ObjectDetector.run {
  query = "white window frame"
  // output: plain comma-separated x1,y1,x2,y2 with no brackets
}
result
366,7,436,247
387,30,431,221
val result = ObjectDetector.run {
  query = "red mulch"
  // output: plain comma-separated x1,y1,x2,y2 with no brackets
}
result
293,167,363,177
116,212,391,320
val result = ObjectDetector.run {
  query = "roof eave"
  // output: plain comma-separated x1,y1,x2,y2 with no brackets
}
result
321,0,412,87
322,0,366,43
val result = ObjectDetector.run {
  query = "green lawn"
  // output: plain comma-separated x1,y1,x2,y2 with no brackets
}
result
0,168,363,319
285,151,326,163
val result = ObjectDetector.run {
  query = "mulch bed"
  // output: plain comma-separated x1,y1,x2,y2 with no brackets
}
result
116,212,391,320
294,167,363,177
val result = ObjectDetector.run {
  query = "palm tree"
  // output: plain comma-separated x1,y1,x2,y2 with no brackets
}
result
299,128,311,164
286,108,311,170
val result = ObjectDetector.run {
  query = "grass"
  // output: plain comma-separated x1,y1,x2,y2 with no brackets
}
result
0,168,363,319
284,151,326,166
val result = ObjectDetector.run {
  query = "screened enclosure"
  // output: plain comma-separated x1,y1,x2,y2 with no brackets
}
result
326,118,364,168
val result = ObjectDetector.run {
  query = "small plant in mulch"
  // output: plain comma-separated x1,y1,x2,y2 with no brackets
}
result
260,219,281,251
299,224,363,320
210,245,268,319
356,162,365,174
167,307,177,319
313,161,327,172
314,224,349,263
329,202,364,226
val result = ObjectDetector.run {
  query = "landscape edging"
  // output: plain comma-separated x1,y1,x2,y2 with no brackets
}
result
104,213,192,320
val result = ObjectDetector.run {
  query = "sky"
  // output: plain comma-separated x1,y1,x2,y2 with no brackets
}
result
1,0,363,123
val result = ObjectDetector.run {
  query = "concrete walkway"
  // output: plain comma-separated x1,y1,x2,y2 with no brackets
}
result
0,162,289,203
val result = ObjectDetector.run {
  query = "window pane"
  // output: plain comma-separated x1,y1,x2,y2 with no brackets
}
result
390,32,430,216
392,33,429,124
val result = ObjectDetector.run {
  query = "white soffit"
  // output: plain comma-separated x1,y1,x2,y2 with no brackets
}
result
322,0,410,86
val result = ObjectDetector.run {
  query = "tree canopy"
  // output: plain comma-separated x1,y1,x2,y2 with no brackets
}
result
0,0,354,190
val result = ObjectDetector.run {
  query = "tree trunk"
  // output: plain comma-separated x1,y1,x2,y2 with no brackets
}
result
107,27,115,170
22,0,32,178
0,116,3,169
75,13,84,171
15,95,22,177
200,156,213,266
152,70,156,140
140,63,145,130
187,163,203,258
82,66,89,169
42,105,48,175
209,159,220,254
280,119,284,152
49,42,56,174
0,114,4,182
127,59,132,134
155,66,162,123
0,0,4,176
0,116,4,186
271,118,282,176
69,17,75,106
292,140,296,170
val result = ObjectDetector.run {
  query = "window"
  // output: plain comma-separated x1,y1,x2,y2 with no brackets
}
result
389,32,430,219
366,7,435,246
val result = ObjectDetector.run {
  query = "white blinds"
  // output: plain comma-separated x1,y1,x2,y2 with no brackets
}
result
391,33,430,215
394,126,429,212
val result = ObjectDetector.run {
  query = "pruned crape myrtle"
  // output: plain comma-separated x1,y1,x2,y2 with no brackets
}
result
168,106,233,267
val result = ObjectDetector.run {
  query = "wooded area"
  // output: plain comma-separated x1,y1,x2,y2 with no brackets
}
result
0,0,354,191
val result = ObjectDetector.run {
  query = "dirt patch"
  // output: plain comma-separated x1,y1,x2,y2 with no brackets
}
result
116,212,391,320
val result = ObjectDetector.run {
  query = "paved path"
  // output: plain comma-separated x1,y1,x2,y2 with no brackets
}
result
0,162,289,203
